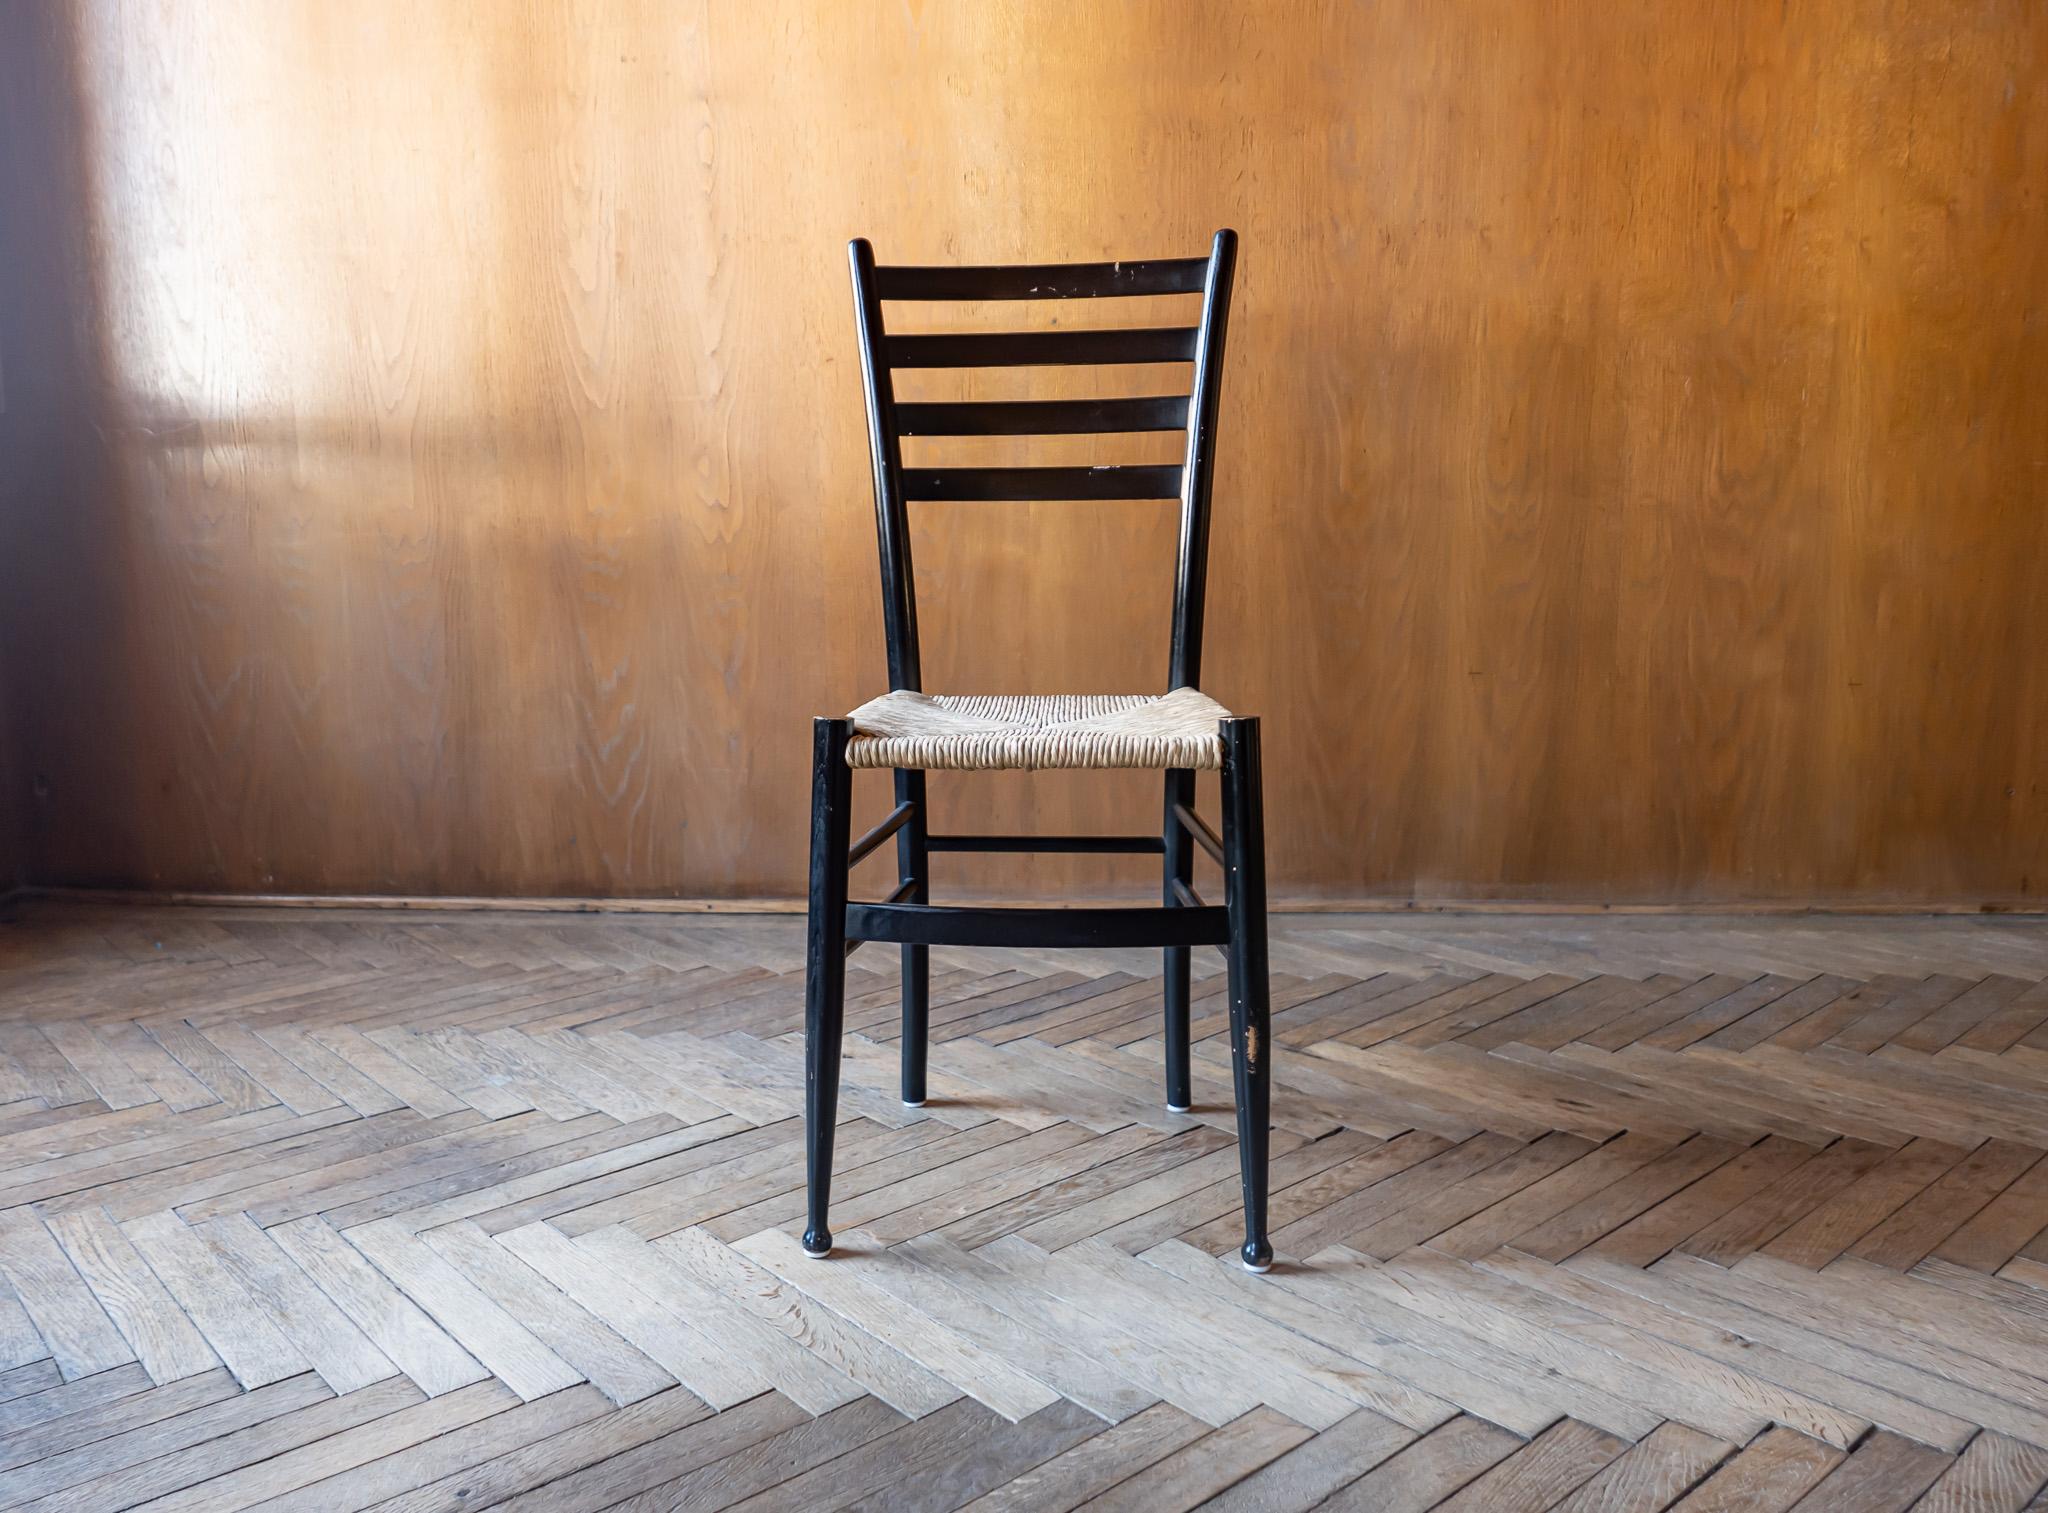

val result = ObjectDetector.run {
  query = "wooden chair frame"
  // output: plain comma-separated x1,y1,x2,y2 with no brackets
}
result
804,229,1272,1272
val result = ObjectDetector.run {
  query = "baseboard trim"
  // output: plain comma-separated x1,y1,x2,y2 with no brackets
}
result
13,886,2044,917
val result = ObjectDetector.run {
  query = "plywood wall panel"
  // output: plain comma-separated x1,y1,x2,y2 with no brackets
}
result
0,0,2041,903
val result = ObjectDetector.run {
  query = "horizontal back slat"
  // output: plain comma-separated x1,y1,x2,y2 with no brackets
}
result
901,465,1184,501
874,257,1208,301
895,396,1190,436
849,230,1234,694
886,327,1198,369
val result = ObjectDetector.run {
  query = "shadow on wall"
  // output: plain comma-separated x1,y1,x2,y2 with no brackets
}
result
0,4,141,890
0,6,769,896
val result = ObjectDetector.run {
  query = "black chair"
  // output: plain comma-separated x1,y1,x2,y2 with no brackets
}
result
803,230,1272,1272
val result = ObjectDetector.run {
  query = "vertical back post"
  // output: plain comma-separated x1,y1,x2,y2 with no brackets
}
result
848,238,921,691
1169,228,1238,690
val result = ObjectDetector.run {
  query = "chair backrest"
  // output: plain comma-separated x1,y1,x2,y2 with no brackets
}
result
848,230,1238,695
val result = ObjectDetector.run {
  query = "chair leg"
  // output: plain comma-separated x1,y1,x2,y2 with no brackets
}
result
896,767,929,1107
803,718,854,1259
1161,767,1195,1112
1220,718,1272,1273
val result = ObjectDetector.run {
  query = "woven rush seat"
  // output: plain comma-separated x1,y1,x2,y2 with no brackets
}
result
845,686,1231,772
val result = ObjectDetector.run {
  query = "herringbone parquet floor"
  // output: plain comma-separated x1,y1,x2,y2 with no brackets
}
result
4,902,2048,1511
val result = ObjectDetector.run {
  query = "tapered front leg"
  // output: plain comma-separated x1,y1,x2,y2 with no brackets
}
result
896,768,929,1106
1162,767,1195,1111
1220,719,1272,1272
803,718,854,1258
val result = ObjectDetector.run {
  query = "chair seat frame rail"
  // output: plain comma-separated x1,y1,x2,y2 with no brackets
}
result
802,229,1272,1273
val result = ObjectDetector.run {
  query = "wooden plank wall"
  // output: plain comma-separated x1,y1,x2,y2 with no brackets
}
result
0,1,2042,905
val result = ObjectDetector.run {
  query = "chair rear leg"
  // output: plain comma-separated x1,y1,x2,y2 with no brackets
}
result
1162,767,1195,1111
1220,719,1272,1273
896,767,929,1107
804,718,854,1259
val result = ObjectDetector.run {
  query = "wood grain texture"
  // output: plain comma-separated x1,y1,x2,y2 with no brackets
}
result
0,2,2044,905
3,905,2048,1509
